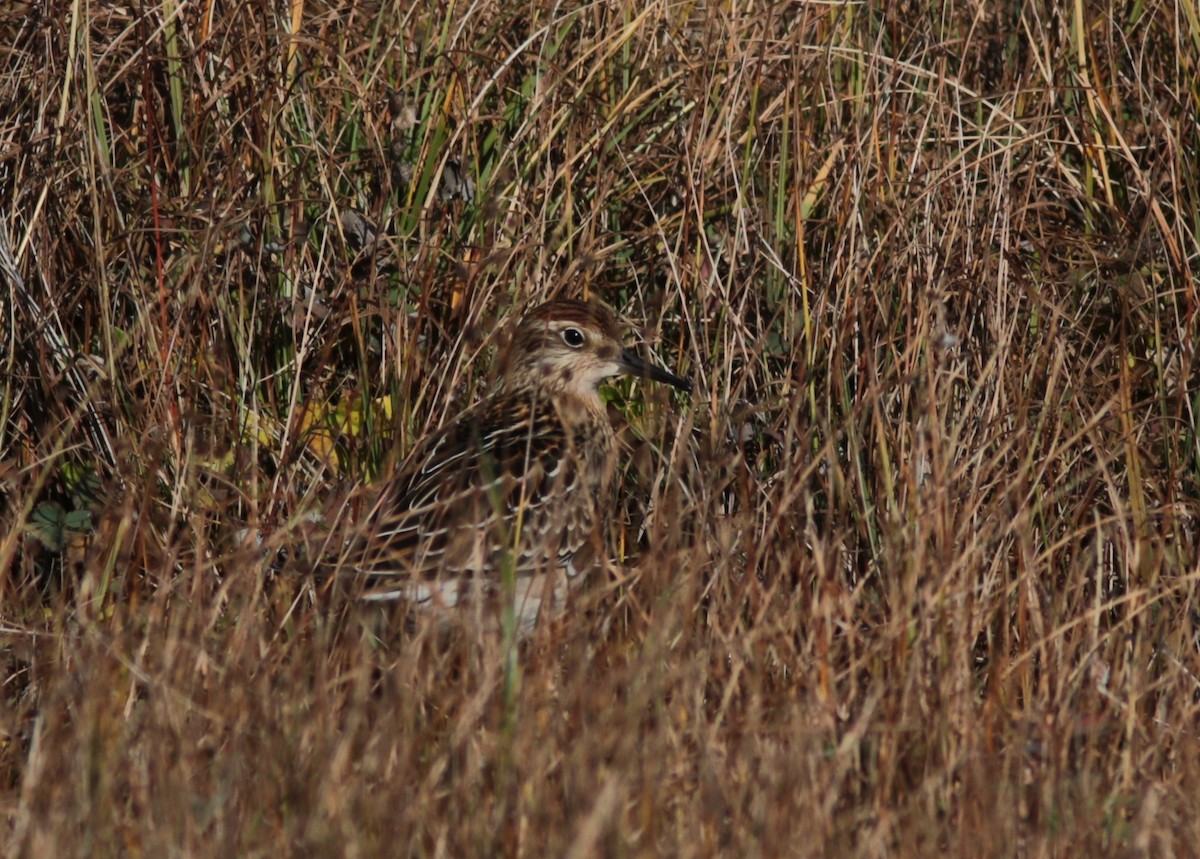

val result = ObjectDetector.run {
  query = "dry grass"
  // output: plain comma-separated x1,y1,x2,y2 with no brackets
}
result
2,0,1199,855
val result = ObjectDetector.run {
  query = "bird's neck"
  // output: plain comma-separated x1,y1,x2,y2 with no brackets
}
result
501,376,607,417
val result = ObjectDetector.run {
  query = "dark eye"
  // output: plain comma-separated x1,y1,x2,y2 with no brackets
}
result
561,327,585,348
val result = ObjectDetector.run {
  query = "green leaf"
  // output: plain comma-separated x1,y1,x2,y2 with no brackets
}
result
63,509,93,533
28,502,67,551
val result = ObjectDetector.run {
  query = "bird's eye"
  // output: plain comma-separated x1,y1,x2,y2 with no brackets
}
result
561,327,585,348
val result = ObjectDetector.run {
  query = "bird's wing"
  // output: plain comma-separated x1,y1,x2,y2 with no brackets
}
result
340,390,590,581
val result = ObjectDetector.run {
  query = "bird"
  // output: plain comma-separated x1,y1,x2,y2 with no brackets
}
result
328,298,692,632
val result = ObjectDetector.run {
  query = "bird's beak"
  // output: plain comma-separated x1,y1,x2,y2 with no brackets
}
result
620,348,693,394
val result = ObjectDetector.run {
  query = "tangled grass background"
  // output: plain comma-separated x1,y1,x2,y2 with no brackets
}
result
2,1,1199,854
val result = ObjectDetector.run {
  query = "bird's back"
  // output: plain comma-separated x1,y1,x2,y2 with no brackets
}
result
338,383,617,621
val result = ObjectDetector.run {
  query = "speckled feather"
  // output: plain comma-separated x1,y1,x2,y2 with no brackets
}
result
348,388,612,579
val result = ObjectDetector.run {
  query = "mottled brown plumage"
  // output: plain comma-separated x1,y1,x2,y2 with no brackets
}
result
336,299,691,630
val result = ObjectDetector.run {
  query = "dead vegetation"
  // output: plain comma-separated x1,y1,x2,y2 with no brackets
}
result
2,0,1199,855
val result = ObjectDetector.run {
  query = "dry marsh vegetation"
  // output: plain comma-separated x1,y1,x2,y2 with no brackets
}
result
2,0,1199,855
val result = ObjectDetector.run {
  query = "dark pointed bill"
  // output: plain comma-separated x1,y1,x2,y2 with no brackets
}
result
620,348,692,394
